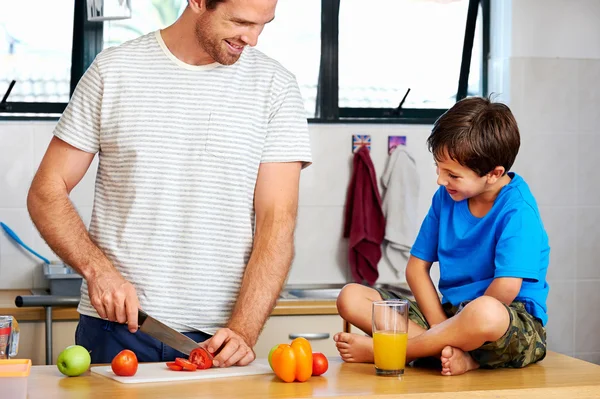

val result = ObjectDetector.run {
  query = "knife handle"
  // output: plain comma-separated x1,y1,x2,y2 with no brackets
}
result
137,309,148,326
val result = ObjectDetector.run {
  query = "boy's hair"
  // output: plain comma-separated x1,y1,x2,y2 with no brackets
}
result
427,96,520,177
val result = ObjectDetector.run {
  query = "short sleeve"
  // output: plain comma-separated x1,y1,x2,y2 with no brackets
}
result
261,75,312,168
410,188,442,262
53,59,104,153
494,206,543,281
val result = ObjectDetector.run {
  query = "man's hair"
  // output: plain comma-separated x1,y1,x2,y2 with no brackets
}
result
205,0,226,10
427,96,521,177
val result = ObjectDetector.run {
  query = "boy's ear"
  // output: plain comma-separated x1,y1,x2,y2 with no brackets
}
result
486,166,505,184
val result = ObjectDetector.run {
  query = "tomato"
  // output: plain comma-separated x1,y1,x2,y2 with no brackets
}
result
166,361,183,371
111,349,138,377
175,358,198,371
312,352,328,376
189,347,213,370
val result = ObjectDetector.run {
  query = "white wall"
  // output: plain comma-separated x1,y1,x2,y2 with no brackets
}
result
0,121,96,290
495,0,600,365
292,124,439,285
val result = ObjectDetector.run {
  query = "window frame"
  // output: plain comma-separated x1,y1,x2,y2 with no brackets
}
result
314,0,489,124
0,0,101,121
0,0,488,123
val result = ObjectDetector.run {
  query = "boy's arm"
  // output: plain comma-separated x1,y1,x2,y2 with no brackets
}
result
406,255,448,326
490,205,545,306
484,277,522,305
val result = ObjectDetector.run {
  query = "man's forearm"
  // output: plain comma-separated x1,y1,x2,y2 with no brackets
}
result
27,175,113,281
226,210,296,347
406,265,447,326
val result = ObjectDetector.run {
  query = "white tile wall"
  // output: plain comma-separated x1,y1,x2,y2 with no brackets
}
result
509,58,580,133
545,280,575,355
577,60,600,132
575,281,600,353
511,0,600,60
0,122,97,289
0,124,33,209
539,207,577,282
296,124,440,286
513,133,578,207
507,0,600,364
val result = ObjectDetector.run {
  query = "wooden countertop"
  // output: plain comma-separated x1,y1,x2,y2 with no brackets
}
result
0,290,338,321
25,351,600,399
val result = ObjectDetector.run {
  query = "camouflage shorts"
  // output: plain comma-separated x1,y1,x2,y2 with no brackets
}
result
376,288,547,369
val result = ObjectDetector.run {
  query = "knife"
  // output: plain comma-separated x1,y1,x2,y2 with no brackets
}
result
137,309,205,356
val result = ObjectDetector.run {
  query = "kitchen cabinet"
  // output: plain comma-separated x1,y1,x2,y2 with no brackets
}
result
254,314,345,357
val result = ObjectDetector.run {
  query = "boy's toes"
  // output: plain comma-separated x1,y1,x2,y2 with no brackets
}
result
335,332,353,344
440,346,453,362
336,341,350,350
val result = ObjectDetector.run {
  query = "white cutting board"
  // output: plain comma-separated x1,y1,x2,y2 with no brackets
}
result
91,358,273,384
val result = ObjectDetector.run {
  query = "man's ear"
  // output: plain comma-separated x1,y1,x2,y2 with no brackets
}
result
486,166,506,184
188,0,205,13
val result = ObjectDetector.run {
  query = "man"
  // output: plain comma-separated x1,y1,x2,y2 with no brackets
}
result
27,0,311,368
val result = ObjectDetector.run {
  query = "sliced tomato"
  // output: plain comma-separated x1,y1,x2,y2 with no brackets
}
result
175,357,198,371
189,347,213,370
166,361,183,371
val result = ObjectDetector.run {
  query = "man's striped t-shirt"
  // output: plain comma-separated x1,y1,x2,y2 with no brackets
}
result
53,30,312,333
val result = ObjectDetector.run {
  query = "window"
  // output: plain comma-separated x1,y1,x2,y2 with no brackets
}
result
332,0,487,122
255,0,321,118
1,0,488,123
0,0,74,114
338,0,482,110
102,1,187,49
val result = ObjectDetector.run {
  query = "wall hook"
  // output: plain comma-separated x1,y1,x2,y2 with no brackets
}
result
388,136,406,155
352,134,371,153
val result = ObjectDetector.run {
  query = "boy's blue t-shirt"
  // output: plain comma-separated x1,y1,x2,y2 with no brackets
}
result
410,172,550,326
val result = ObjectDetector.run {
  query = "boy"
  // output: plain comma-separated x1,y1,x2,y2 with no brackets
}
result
334,97,549,376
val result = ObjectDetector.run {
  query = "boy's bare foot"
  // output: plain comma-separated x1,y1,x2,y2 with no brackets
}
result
333,332,374,363
440,346,480,376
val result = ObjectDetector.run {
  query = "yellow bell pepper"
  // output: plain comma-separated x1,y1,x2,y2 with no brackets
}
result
271,337,313,383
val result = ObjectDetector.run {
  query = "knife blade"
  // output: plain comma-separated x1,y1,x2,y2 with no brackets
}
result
137,309,203,356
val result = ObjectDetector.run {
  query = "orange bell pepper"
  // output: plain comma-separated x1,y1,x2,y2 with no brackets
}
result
271,337,313,382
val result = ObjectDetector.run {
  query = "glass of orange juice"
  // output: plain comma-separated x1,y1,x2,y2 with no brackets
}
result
372,300,409,376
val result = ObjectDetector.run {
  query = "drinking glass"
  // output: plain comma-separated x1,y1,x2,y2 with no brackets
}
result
372,300,409,376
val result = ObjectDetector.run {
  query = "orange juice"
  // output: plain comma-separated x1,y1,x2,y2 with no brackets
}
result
373,331,408,372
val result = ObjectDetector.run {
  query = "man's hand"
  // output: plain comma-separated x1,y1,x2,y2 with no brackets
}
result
87,269,140,333
204,328,255,367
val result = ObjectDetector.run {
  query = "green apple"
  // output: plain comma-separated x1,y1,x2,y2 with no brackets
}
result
268,344,279,370
57,345,91,377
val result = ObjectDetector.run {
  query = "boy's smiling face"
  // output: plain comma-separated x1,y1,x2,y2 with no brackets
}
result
435,153,489,202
